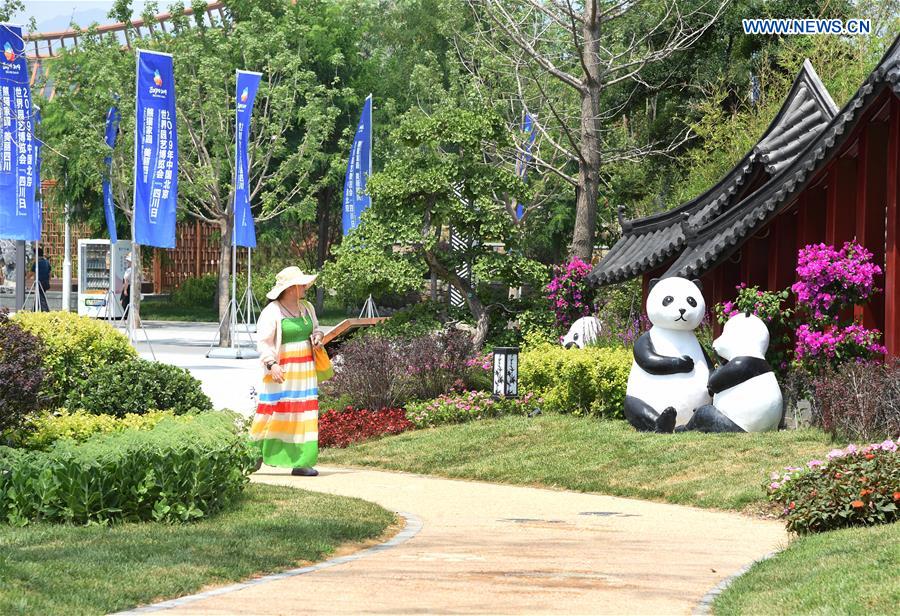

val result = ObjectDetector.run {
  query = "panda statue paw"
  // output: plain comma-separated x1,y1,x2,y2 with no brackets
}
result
654,407,677,434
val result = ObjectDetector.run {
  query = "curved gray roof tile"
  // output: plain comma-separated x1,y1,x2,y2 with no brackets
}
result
664,35,900,279
589,58,838,286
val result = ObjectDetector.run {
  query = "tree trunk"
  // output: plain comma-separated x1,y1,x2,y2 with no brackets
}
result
570,9,603,262
314,186,333,313
424,250,489,348
217,216,233,347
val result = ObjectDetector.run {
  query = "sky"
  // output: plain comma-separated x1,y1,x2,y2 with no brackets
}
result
14,1,153,32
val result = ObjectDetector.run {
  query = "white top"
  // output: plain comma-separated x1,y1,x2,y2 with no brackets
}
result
256,299,323,370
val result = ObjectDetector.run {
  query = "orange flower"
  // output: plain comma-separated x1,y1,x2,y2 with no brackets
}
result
851,500,865,508
865,453,875,460
860,489,874,496
789,502,796,510
894,492,900,501
835,472,843,479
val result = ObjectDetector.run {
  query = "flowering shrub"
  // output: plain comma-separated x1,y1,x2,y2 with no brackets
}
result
546,258,596,330
814,360,900,440
792,242,881,319
767,439,899,534
318,407,413,448
790,241,885,370
405,391,540,428
795,323,887,364
715,285,793,376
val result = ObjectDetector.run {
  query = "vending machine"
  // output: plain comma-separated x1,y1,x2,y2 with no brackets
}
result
77,239,132,318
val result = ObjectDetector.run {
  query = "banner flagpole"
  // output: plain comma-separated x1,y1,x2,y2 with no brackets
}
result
208,69,261,359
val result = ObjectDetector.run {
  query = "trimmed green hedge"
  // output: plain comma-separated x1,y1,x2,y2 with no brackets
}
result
519,344,631,418
65,359,213,417
13,312,136,407
0,412,256,525
17,409,176,451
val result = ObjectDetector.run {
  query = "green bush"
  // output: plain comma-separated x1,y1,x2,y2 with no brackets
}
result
171,274,218,308
13,312,137,407
371,301,443,339
17,409,175,450
0,412,256,525
65,359,213,417
519,343,631,418
405,390,540,428
767,440,899,535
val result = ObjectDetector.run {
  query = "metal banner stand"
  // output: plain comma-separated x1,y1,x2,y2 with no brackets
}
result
359,294,379,319
22,240,44,312
206,231,258,359
237,246,261,334
123,223,156,360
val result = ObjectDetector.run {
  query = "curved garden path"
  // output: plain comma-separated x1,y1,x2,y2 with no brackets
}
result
159,465,787,615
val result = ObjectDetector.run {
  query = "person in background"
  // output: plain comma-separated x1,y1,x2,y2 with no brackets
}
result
120,254,132,311
36,248,50,311
250,266,325,476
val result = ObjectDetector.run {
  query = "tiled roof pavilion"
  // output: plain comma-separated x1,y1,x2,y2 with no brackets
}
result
588,35,900,354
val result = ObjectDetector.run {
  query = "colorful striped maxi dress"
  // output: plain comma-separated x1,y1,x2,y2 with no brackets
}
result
250,315,319,468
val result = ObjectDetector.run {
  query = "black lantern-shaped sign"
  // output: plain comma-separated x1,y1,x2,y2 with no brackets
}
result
492,346,519,398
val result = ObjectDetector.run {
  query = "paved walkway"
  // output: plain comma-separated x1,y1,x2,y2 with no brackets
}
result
116,320,334,416
164,466,788,615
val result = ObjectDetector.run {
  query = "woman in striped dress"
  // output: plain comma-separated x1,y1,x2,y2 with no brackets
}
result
251,267,324,476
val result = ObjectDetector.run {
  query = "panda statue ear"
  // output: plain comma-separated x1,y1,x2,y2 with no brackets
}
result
648,278,660,291
745,309,752,318
692,278,703,292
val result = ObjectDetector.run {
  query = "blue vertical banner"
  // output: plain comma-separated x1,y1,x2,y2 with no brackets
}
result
103,104,120,243
33,105,41,232
133,49,177,248
514,113,536,220
342,94,372,235
234,70,262,248
0,24,39,241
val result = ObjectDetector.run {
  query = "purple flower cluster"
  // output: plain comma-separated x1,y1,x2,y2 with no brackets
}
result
792,241,881,319
546,257,596,330
465,352,493,371
794,323,887,360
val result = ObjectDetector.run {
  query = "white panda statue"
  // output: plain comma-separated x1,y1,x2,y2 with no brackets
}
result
678,313,783,433
562,316,602,349
624,277,712,433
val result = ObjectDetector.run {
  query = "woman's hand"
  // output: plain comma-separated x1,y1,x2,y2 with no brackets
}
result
311,331,324,347
269,364,285,383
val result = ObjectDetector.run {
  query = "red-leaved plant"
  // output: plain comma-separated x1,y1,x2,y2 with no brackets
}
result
318,407,412,449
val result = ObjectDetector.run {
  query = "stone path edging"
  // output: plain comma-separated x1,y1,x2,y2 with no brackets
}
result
112,511,423,615
693,551,778,615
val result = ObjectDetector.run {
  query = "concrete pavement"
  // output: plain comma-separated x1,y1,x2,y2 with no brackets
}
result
156,466,788,616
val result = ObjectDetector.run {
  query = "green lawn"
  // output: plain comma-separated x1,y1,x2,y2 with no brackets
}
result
140,298,218,322
319,414,837,512
0,483,395,616
714,522,900,615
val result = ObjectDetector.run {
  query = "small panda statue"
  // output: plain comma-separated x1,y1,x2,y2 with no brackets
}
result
562,316,602,349
624,277,713,433
679,312,783,433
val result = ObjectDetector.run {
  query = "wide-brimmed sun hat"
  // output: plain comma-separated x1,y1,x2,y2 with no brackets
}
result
266,266,318,300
